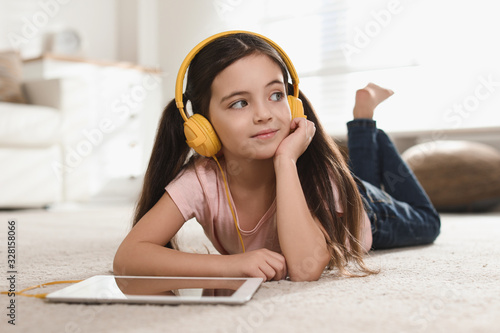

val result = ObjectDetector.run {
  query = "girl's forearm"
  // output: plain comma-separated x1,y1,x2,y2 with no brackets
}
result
113,241,230,277
274,156,331,281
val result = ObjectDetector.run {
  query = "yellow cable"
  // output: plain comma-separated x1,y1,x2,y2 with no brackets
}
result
212,156,246,253
1,280,82,299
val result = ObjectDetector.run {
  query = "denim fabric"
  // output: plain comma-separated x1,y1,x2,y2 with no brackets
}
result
347,119,441,250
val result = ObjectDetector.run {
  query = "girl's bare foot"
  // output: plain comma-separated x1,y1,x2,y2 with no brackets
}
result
353,83,394,119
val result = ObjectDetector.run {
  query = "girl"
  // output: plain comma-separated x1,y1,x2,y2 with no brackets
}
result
113,32,440,282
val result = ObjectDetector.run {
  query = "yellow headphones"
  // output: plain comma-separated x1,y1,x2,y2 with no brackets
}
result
175,30,305,158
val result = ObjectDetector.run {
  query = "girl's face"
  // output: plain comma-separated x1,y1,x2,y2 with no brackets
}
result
208,54,292,161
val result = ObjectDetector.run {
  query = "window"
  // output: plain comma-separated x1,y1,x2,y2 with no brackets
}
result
222,0,500,135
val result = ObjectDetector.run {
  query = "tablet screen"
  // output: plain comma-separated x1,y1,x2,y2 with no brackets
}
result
115,277,245,297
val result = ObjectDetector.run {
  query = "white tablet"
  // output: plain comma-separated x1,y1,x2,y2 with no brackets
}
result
45,275,263,305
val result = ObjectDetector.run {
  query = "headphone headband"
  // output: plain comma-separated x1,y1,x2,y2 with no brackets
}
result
175,30,300,121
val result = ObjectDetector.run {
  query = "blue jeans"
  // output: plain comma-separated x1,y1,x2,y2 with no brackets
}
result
347,119,441,250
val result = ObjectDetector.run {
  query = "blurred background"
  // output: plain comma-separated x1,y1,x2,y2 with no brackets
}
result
1,0,499,209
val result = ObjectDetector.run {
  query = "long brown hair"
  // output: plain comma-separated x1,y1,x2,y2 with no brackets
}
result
134,33,373,275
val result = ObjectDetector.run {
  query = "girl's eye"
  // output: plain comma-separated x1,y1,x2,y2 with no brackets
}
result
230,100,248,109
270,92,284,101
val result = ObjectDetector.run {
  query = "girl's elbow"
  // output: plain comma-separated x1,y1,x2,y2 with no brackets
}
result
113,245,130,276
288,268,323,282
288,256,329,282
113,252,125,275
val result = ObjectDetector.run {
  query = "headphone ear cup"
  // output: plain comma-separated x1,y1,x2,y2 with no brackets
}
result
287,95,306,119
184,114,222,157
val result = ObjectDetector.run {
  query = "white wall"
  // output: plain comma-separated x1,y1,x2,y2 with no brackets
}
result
116,0,138,63
0,0,117,60
156,0,272,106
157,0,220,106
137,0,159,67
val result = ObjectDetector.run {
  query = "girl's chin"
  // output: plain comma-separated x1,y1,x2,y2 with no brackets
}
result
221,142,279,159
222,150,278,162
254,151,280,162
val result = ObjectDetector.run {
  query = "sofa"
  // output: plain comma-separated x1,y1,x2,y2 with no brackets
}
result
0,76,92,208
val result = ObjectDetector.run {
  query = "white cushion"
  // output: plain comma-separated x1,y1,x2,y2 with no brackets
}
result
0,146,62,207
0,102,62,146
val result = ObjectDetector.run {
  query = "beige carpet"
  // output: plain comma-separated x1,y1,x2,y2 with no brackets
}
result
0,202,499,333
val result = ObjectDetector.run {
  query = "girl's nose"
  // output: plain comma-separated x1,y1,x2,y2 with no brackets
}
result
253,102,272,123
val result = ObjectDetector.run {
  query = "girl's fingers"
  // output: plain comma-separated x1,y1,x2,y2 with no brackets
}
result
291,117,306,129
254,249,286,281
259,264,277,281
265,252,287,280
308,121,316,141
294,118,316,141
276,118,316,161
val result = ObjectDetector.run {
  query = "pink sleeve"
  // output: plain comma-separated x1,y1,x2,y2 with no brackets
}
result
165,166,209,223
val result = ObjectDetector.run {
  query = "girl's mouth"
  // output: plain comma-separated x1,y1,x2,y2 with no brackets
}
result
252,129,278,139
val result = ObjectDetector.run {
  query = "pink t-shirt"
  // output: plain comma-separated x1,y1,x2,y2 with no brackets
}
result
166,157,279,255
165,157,369,255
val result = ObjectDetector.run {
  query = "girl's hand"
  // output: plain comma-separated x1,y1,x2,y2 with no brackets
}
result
224,249,287,281
275,117,316,164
